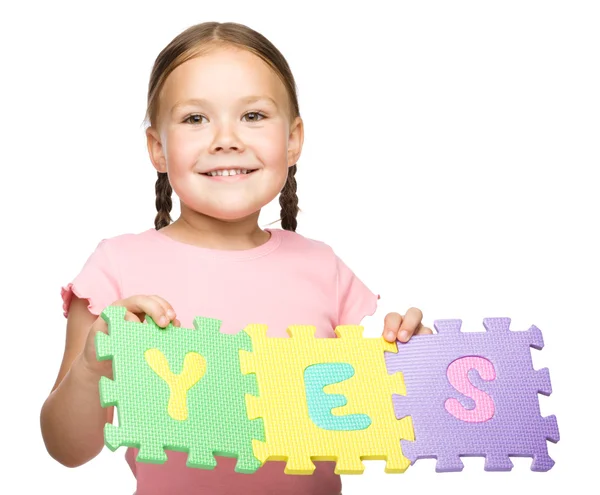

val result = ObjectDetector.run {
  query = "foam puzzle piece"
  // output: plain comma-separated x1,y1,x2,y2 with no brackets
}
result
239,324,414,475
385,318,559,472
95,306,264,473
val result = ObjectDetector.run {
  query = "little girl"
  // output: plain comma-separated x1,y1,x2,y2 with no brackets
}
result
40,21,432,495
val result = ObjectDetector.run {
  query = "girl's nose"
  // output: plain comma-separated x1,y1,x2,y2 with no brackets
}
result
210,123,244,153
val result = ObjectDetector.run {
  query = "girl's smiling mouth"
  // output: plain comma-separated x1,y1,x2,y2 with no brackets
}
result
199,168,259,180
201,168,258,176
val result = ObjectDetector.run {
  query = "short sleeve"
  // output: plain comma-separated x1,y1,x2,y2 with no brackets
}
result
61,239,121,318
336,255,379,326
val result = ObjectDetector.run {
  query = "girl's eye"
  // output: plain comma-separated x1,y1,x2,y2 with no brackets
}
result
243,111,266,122
184,114,207,125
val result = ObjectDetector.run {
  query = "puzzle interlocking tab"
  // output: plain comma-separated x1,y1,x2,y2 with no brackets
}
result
239,324,414,475
95,306,264,473
385,318,559,472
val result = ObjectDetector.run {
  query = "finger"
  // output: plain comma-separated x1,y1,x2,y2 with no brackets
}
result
415,325,433,336
398,307,424,342
117,295,171,328
173,318,181,327
383,312,403,342
125,311,143,323
147,295,177,321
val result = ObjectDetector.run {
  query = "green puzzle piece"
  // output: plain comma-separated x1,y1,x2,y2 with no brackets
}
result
95,305,264,473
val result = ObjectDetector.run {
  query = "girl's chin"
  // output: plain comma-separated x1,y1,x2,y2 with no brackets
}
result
185,203,265,221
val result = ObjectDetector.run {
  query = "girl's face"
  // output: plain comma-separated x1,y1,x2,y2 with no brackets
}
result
147,46,303,222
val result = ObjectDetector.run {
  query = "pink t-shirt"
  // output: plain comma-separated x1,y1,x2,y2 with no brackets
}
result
61,227,379,495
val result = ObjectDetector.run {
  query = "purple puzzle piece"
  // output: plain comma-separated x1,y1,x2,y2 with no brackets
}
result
385,318,559,472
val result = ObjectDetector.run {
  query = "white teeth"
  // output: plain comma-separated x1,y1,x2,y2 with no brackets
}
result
207,169,253,177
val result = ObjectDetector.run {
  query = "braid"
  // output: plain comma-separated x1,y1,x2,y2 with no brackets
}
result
154,171,173,230
279,164,299,232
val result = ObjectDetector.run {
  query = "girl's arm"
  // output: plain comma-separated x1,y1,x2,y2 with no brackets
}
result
40,293,177,467
39,296,114,468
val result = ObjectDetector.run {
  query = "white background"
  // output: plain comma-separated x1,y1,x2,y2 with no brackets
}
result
1,0,598,493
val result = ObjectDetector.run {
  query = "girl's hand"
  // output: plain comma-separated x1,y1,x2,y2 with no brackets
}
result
79,295,180,378
382,307,433,343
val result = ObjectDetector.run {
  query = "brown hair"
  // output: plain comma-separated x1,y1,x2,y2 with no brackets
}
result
144,22,301,232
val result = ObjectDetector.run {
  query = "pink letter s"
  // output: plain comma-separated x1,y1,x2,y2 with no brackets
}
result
444,356,496,423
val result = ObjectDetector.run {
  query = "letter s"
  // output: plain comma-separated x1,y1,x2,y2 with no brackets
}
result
444,356,496,423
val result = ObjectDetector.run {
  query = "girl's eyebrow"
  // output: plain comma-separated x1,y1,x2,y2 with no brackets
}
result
170,95,278,116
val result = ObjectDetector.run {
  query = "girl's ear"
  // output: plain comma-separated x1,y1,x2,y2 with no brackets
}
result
287,116,304,167
146,127,167,173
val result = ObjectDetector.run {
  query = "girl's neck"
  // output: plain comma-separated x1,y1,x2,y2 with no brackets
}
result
158,208,270,251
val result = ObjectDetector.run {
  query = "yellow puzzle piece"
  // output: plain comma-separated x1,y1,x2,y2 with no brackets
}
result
239,324,414,475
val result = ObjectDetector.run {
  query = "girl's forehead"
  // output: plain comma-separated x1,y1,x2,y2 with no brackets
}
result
162,48,287,104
